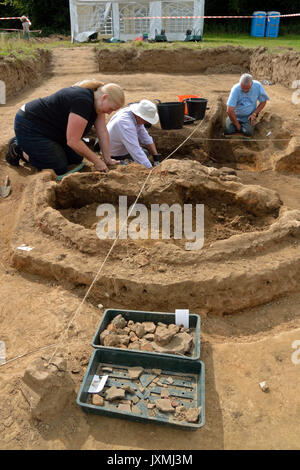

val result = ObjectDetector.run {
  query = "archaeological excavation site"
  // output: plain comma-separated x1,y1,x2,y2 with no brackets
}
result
1,43,300,450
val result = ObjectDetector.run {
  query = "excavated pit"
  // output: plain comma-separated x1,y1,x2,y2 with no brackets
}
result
10,159,300,315
7,45,300,316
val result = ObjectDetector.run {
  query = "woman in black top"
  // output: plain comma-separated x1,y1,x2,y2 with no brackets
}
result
6,79,125,175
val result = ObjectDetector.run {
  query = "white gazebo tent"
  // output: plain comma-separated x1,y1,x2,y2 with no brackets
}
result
69,0,205,42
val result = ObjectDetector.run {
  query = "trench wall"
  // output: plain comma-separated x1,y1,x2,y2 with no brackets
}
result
96,45,300,88
0,49,51,99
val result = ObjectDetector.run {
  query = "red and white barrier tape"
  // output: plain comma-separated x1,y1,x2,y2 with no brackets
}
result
121,13,300,20
0,17,31,25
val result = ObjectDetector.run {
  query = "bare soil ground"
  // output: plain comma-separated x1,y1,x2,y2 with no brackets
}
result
0,47,300,450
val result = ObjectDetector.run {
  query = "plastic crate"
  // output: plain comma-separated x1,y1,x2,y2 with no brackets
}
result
91,309,201,360
76,348,205,429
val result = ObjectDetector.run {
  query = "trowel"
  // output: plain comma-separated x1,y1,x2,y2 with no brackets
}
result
0,176,11,198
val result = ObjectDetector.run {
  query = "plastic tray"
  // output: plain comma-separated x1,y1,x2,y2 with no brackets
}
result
91,309,201,360
76,348,205,430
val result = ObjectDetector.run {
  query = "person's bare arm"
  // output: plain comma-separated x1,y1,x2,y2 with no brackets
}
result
66,112,108,172
94,114,119,166
145,142,159,156
248,100,267,125
226,106,241,131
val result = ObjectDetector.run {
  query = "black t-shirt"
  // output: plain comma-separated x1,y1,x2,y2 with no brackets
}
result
23,87,97,144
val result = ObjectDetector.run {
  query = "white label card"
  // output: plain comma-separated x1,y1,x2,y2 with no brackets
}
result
175,309,189,328
88,374,108,393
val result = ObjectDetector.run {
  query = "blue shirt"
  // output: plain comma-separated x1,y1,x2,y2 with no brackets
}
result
227,80,270,122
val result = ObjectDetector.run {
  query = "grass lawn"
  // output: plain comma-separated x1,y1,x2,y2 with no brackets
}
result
0,32,299,59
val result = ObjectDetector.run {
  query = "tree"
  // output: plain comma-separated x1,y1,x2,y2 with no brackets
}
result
3,0,70,32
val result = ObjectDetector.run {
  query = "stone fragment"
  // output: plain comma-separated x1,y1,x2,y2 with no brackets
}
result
175,405,187,421
236,185,281,216
92,395,104,406
219,167,237,175
128,367,143,380
147,403,156,409
152,369,162,376
119,335,130,346
99,329,110,345
161,389,170,398
132,405,142,415
112,314,127,329
139,340,153,352
103,333,120,347
185,407,201,423
102,367,113,373
155,399,175,413
129,331,139,343
122,385,136,394
154,326,176,346
127,320,135,330
158,266,166,272
107,323,116,332
128,341,140,350
134,323,146,338
118,403,132,413
152,332,193,355
142,322,156,334
105,386,125,401
138,385,145,393
22,357,74,421
157,322,167,328
167,376,174,384
259,381,270,393
132,396,139,404
170,400,179,407
144,333,155,341
168,324,180,335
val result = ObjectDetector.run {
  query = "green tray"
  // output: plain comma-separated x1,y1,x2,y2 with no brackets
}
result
76,348,205,430
91,309,201,360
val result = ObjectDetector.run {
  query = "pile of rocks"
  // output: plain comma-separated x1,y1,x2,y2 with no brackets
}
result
99,314,194,356
91,365,201,424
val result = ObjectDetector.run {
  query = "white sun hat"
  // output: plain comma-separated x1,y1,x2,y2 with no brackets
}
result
129,99,159,125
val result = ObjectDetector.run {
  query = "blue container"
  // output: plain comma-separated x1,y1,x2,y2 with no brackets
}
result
76,348,206,429
251,11,267,37
91,308,201,360
266,11,280,38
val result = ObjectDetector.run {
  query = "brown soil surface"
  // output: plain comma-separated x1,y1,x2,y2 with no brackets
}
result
0,46,300,450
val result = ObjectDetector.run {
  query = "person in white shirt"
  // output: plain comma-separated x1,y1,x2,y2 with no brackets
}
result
106,99,162,168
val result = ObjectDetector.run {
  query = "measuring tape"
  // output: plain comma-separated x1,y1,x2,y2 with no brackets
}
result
121,13,300,20
0,17,31,25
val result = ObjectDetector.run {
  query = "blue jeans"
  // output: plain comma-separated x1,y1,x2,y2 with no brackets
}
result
14,111,83,175
224,116,254,137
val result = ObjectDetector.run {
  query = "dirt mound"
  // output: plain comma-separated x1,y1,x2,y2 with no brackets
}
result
10,160,300,315
96,45,252,74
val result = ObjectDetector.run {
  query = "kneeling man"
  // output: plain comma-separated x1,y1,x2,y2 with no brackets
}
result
225,73,270,137
107,99,161,168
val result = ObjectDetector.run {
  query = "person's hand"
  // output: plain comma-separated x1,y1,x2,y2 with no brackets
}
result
106,158,120,166
236,122,242,132
249,113,257,126
94,160,109,172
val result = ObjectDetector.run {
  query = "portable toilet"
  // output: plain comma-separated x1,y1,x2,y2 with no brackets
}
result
251,11,267,37
265,12,280,38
